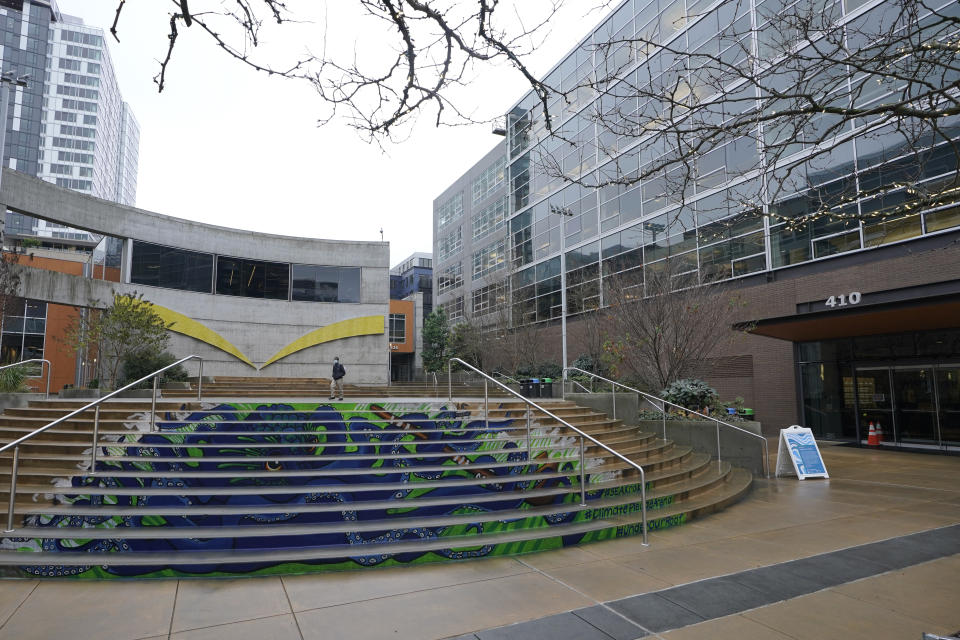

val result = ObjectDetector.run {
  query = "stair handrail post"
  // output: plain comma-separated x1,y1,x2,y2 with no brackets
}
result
564,366,770,478
4,445,19,532
150,375,159,431
612,382,616,420
197,359,203,401
579,435,586,506
90,405,101,474
715,416,722,473
484,378,489,430
525,404,531,460
661,399,667,441
450,357,648,546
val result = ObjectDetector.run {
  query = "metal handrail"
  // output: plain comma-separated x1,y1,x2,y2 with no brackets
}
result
492,372,521,386
564,376,592,393
2,354,204,532
0,359,52,398
563,367,770,478
448,358,648,545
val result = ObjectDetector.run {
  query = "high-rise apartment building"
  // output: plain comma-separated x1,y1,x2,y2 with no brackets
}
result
436,0,960,449
1,2,139,248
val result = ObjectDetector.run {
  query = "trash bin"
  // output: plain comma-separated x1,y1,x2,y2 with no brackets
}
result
528,378,541,398
540,377,554,398
726,407,737,416
738,408,755,420
520,379,532,397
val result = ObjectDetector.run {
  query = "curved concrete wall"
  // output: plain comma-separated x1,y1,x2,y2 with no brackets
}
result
2,170,390,381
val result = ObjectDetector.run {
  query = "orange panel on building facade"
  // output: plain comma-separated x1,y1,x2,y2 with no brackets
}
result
388,299,414,354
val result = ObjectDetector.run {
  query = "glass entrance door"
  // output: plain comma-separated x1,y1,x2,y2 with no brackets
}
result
893,367,939,445
854,368,893,442
937,367,960,445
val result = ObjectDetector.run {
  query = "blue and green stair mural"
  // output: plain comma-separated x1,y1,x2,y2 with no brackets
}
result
0,394,752,579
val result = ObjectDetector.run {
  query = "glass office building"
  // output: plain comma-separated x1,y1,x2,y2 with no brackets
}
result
436,0,960,447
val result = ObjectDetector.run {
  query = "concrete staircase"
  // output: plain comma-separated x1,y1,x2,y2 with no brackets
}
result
0,380,752,579
163,377,515,399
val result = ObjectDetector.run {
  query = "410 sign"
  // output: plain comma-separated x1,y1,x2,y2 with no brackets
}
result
824,291,862,308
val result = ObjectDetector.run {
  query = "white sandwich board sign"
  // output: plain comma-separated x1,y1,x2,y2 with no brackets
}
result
776,426,829,480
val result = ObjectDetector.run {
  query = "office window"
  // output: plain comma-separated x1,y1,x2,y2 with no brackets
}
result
291,265,361,303
131,241,214,293
472,155,506,204
389,314,406,342
436,192,463,230
217,256,289,300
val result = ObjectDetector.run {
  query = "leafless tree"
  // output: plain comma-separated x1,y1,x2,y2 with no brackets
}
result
601,264,748,390
111,0,568,138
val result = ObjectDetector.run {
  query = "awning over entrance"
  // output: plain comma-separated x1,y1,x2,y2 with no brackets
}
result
743,292,960,342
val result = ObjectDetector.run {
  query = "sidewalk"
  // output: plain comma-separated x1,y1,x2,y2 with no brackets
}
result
0,443,957,640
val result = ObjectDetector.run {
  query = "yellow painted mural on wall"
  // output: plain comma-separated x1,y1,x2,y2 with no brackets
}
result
262,316,385,369
151,304,384,370
151,305,256,368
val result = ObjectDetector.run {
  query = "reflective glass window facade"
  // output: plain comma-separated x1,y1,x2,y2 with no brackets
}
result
492,0,960,326
291,265,361,303
217,256,289,300
131,241,213,293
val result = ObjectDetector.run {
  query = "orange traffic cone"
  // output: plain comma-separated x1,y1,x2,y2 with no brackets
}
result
876,422,884,444
867,422,879,446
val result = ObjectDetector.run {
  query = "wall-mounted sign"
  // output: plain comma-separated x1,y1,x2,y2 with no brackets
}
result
389,344,400,351
824,291,862,309
776,426,829,480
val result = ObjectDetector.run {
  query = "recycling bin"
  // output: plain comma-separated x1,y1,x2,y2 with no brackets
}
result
528,378,541,398
540,377,554,398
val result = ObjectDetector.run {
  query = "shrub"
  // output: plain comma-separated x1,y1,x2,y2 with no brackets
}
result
0,364,31,393
662,379,718,411
121,351,188,389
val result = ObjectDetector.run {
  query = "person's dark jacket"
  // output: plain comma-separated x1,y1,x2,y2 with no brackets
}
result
332,362,346,380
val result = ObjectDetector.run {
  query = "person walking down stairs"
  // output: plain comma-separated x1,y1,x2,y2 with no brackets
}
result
330,357,346,400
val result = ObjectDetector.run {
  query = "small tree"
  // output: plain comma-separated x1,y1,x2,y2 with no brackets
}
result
603,266,747,390
64,292,172,391
421,308,450,374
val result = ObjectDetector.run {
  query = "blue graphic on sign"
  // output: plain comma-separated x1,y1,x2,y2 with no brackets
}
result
784,431,826,475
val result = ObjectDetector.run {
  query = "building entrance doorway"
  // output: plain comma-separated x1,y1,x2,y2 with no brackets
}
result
854,365,960,448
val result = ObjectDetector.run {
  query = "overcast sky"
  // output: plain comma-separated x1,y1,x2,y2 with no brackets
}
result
53,1,604,267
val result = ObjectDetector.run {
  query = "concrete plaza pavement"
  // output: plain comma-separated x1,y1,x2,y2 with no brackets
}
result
0,443,958,640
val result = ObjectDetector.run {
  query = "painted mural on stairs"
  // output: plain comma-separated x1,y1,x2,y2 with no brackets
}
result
1,403,680,579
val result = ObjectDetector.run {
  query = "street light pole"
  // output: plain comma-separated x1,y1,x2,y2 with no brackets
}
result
553,205,574,374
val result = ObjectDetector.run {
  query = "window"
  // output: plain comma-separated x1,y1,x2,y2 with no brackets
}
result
436,192,463,230
472,280,507,315
1,298,46,364
291,265,361,303
54,178,91,190
58,58,82,71
216,256,289,300
131,241,214,293
439,296,464,322
434,191,463,230
438,262,463,294
472,239,506,279
437,227,463,261
473,196,508,240
389,314,406,342
472,155,506,204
